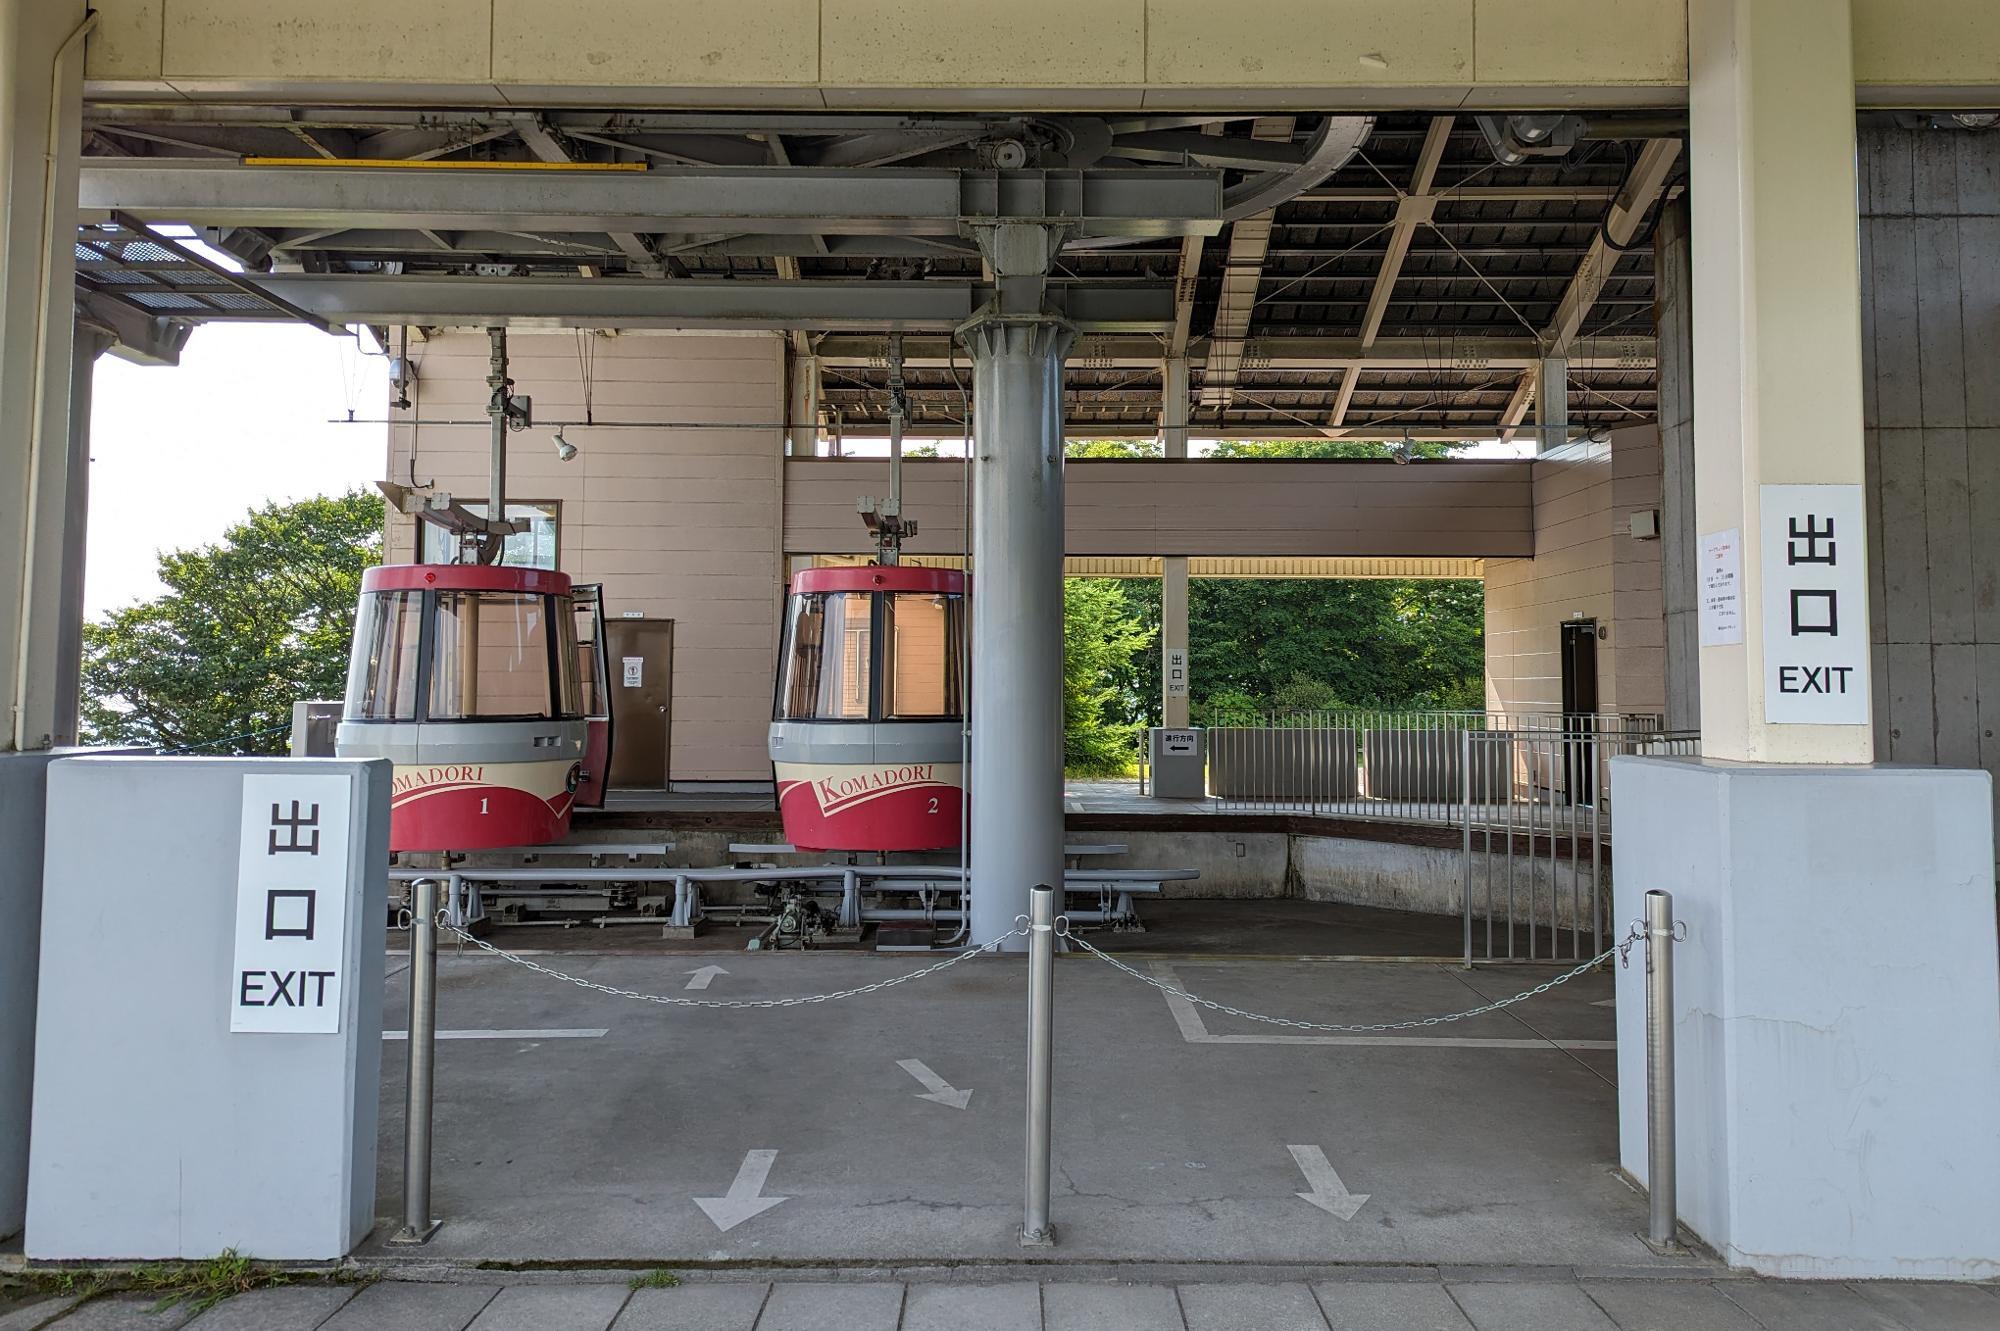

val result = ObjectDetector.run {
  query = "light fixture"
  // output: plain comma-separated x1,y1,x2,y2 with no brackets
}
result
553,427,578,463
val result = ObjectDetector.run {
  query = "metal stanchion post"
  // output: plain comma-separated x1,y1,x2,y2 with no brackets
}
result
1021,882,1057,1247
1643,888,1679,1251
390,877,442,1245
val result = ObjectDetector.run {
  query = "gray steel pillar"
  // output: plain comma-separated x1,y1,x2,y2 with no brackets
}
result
961,224,1072,951
485,326,511,521
1159,358,1190,728
52,328,110,746
1536,355,1569,453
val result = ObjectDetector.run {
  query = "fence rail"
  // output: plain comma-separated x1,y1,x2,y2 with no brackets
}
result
1208,709,1669,826
1460,726,1699,964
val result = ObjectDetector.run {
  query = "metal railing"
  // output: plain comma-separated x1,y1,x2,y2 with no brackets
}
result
1460,727,1699,963
1208,708,1666,825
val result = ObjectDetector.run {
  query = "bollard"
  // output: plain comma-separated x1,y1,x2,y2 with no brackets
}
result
1643,888,1678,1251
1021,883,1057,1247
390,877,442,1245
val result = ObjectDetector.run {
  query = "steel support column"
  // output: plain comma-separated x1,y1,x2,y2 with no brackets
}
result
53,328,111,746
961,225,1072,952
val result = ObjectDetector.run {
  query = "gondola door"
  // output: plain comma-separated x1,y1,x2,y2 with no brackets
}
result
1560,620,1600,805
572,586,613,808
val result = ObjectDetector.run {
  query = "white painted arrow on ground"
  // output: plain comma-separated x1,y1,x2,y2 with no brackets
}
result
684,965,729,990
897,1058,973,1109
694,1150,788,1232
1288,1145,1370,1220
1591,998,1616,1008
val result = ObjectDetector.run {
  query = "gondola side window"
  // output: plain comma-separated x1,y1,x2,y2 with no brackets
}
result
428,591,559,721
884,593,963,719
778,592,871,720
343,590,423,720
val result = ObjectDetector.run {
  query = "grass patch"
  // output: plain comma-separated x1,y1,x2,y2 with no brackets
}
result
628,1270,682,1291
130,1251,289,1314
4,1252,370,1316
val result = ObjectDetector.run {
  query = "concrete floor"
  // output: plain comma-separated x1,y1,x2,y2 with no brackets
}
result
371,942,1649,1268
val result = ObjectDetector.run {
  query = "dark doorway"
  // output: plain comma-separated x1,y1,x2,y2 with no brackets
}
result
1560,620,1600,804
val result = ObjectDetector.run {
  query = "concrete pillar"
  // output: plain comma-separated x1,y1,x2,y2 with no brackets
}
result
53,328,110,745
961,224,1072,951
1689,0,1871,763
1654,199,1699,733
1159,357,1190,727
1535,356,1568,453
0,2,91,752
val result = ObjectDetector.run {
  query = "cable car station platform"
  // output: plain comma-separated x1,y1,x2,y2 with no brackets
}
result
6,2,2000,1322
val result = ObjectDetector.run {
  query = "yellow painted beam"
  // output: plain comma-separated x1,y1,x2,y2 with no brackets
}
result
241,157,648,171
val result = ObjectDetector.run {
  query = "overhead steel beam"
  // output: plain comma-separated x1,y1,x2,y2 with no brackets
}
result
1496,369,1538,446
1323,116,1453,435
1359,116,1453,352
818,333,1655,369
125,273,1176,333
1543,139,1681,356
1296,184,1685,204
1200,116,1295,408
508,115,665,278
80,162,1225,240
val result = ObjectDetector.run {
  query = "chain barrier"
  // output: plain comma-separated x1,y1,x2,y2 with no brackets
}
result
438,921,1032,1009
1062,923,1642,1034
159,721,295,756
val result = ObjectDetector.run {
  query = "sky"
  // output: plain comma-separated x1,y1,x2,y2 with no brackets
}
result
86,324,387,616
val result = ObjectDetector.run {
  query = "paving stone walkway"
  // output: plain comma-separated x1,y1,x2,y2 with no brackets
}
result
2,1269,1995,1331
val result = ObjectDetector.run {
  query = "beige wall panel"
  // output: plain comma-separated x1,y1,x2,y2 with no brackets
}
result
784,458,1534,559
1853,0,2000,93
1473,0,1686,86
85,0,164,80
1146,0,1473,87
159,0,494,83
493,0,818,88
823,1,1145,87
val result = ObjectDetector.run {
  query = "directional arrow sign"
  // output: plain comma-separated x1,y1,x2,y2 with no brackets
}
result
1288,1144,1369,1221
684,965,729,991
694,1149,788,1232
897,1058,973,1109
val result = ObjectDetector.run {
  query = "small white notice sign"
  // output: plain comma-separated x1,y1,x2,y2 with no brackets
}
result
1164,648,1189,699
1699,528,1744,646
622,656,644,687
1759,484,1871,725
231,774,351,1034
1161,729,1198,755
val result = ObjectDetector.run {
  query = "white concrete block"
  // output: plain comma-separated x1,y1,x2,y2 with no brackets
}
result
1611,756,2000,1278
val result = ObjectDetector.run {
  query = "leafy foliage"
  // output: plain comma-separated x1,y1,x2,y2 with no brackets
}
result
1055,439,1485,751
81,492,384,753
1063,578,1156,774
1207,438,1460,460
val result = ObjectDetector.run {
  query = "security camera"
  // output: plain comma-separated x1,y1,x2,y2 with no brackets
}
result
553,427,578,463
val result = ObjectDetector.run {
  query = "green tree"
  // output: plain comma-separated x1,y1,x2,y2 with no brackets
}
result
1066,438,1161,459
1063,578,1155,774
81,492,385,753
1207,438,1461,460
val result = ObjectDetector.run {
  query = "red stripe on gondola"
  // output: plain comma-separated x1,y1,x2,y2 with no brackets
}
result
363,564,573,595
790,566,964,595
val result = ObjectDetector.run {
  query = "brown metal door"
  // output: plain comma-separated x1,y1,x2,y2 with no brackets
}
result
607,619,674,789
